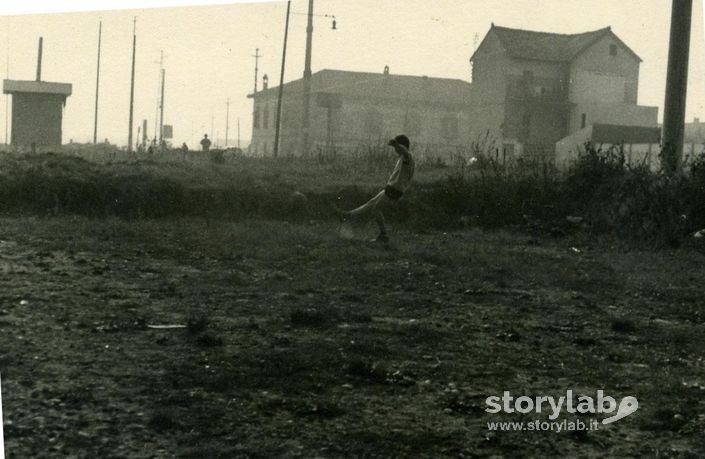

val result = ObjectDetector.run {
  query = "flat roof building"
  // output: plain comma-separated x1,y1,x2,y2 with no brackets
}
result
3,80,72,149
3,38,72,148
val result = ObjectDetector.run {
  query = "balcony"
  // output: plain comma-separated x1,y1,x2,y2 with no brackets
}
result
506,75,570,105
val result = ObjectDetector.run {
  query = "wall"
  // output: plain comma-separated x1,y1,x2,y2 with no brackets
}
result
570,71,626,104
250,85,472,158
11,93,64,147
570,33,640,105
503,99,569,147
569,102,658,133
249,92,280,156
469,32,508,143
555,127,703,171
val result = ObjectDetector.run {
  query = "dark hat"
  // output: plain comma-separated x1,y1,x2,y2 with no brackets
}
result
394,134,410,149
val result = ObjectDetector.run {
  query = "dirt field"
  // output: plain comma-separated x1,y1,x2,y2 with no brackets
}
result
1,215,704,458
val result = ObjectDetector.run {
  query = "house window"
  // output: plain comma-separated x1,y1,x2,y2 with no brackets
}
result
253,106,260,129
581,113,587,129
609,44,618,56
263,104,270,129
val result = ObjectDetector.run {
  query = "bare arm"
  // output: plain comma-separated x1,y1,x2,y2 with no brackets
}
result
388,139,411,161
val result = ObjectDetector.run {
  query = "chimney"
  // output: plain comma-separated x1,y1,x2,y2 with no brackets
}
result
36,37,43,81
263,74,269,90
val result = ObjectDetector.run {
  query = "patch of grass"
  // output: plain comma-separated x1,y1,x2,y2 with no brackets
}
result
345,358,388,384
611,318,637,333
3,146,705,246
289,307,333,327
186,312,209,335
148,407,181,432
195,333,224,347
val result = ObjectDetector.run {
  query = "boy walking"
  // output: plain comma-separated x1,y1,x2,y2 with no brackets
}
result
339,134,415,242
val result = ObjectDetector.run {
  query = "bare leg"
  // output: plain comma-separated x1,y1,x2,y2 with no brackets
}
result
349,190,387,219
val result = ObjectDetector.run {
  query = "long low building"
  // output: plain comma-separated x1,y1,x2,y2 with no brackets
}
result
556,123,662,170
247,67,473,158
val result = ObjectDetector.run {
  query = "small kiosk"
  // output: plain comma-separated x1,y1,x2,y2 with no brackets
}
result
3,37,72,148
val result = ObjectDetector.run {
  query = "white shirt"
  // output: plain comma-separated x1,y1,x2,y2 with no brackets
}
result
387,145,414,192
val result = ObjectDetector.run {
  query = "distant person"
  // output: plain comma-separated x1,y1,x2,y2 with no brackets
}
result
181,142,189,152
336,134,415,243
200,134,212,152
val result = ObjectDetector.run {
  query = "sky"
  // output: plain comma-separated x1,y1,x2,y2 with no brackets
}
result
0,0,703,148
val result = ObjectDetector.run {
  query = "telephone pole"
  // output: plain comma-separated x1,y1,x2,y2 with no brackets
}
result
300,0,314,156
154,50,164,142
127,17,137,152
36,37,43,81
93,20,102,143
159,67,165,145
5,19,10,145
661,0,693,173
252,48,262,94
274,0,291,158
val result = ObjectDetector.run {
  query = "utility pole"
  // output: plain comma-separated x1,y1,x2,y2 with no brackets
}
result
661,0,693,173
142,119,148,148
159,67,165,146
36,37,43,81
225,98,230,147
128,17,137,152
93,20,102,143
274,0,291,158
5,18,10,145
154,50,164,142
252,48,262,94
300,0,314,156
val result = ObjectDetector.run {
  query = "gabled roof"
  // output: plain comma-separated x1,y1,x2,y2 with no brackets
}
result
248,69,472,106
471,25,642,63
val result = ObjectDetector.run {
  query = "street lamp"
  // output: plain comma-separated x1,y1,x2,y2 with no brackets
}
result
292,11,337,29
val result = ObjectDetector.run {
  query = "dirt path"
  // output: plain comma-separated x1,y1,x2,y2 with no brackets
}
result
1,217,704,458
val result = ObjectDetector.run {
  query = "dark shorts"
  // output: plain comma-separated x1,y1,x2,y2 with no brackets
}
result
384,185,404,201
